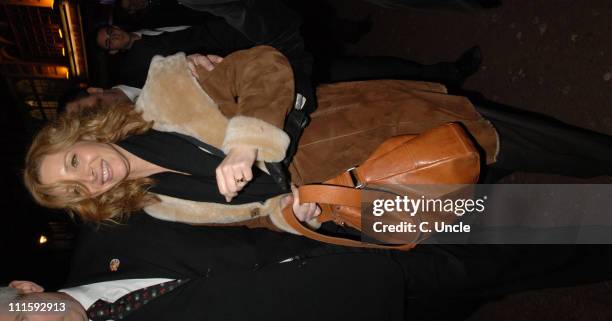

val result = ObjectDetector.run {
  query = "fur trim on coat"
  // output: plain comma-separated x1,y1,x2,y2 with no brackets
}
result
135,46,300,233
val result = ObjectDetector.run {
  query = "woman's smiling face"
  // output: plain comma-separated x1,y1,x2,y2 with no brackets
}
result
38,141,130,197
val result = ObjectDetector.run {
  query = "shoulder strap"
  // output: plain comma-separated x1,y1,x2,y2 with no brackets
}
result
282,185,416,251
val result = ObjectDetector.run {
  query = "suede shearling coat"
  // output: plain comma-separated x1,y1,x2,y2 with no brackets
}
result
134,45,499,234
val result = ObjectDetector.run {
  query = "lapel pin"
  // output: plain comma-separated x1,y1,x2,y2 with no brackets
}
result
109,258,120,272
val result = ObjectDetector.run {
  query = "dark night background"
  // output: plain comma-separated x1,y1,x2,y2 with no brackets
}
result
0,75,73,289
1,0,612,319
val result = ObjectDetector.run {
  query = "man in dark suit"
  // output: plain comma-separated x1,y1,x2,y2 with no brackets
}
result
102,0,311,89
3,214,407,321
119,0,311,72
4,214,609,321
97,21,254,88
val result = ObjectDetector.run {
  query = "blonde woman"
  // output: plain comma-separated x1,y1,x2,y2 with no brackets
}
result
24,46,612,233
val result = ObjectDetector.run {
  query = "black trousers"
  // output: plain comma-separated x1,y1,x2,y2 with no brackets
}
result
317,56,462,86
394,244,612,321
467,95,612,179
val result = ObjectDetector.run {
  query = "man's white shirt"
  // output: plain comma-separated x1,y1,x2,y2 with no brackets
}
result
113,85,141,102
113,25,191,103
60,278,173,311
58,256,300,320
133,26,191,37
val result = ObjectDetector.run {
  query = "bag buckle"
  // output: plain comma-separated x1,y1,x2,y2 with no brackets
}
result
346,167,364,189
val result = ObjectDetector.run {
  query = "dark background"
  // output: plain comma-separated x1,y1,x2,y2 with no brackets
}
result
1,0,612,319
329,1,612,319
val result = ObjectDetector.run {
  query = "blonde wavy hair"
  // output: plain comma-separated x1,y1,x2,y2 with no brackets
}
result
24,102,158,223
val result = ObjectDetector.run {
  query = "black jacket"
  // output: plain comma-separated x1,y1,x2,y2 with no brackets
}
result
143,0,312,72
63,213,601,321
65,214,406,321
116,20,253,88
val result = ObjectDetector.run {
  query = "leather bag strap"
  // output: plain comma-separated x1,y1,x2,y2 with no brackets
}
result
282,185,416,251
299,185,361,207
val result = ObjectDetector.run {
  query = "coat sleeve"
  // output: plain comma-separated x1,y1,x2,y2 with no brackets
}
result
199,45,295,162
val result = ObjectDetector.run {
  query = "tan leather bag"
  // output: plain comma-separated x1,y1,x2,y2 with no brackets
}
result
282,123,481,250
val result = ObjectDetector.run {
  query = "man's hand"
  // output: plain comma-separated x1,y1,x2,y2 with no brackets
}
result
216,146,257,202
64,87,131,114
9,280,44,294
187,54,224,79
281,185,321,222
86,87,104,95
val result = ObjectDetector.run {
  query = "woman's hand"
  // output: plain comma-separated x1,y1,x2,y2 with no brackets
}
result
186,54,224,79
281,185,322,222
216,146,257,202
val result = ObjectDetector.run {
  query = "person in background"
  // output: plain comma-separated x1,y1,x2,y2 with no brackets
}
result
61,54,222,113
95,22,250,88
3,214,611,321
63,45,482,113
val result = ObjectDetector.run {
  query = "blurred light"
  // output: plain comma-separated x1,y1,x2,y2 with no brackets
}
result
58,29,63,39
3,0,54,8
38,235,48,245
56,66,69,79
43,66,70,79
61,47,65,56
61,2,81,77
